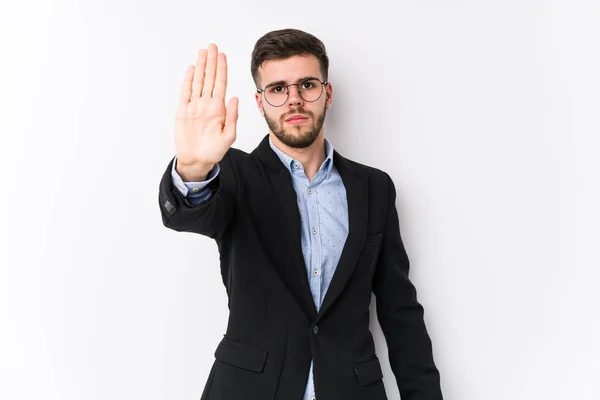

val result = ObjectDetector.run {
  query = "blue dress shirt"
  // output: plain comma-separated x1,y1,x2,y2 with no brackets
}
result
171,136,349,400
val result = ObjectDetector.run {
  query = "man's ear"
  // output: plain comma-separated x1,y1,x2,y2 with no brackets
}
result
325,82,333,110
255,92,265,117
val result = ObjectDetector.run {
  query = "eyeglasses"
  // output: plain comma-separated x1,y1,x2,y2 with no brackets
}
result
257,78,328,107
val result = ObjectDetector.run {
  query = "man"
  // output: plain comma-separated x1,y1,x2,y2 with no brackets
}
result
158,28,442,400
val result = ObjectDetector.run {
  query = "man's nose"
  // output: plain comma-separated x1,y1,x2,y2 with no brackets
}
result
286,85,304,106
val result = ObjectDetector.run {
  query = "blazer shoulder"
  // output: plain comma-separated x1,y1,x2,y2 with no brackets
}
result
342,157,394,190
222,146,250,165
217,146,257,177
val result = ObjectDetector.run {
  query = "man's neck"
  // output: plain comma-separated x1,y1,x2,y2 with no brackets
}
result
270,132,327,182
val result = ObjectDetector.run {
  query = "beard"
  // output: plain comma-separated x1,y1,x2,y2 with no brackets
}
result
264,105,327,149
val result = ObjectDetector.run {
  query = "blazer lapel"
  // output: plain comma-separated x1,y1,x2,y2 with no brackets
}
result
315,150,368,322
254,134,369,324
255,135,318,320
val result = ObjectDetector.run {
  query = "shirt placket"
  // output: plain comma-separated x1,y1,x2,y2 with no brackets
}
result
307,184,323,311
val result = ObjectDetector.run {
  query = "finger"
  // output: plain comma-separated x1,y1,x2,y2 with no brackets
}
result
191,49,207,99
203,44,218,97
178,65,195,105
224,96,239,139
213,53,227,100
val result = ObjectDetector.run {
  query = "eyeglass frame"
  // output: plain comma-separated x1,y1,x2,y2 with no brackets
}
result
256,78,329,107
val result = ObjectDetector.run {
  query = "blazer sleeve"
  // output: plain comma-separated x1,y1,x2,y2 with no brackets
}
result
372,174,443,400
158,151,237,239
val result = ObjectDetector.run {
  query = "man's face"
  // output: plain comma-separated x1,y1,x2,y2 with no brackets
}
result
255,54,332,149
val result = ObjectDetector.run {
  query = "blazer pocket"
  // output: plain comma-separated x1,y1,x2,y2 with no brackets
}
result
353,355,384,386
214,335,269,372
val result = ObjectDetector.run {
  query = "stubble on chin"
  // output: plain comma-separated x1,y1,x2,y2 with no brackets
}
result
265,109,326,149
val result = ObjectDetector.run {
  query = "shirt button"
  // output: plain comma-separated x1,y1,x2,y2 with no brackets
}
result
191,187,199,193
313,269,319,276
294,163,299,169
308,188,312,194
313,325,319,335
312,228,317,234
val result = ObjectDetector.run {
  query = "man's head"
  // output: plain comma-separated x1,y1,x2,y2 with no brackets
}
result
251,28,332,149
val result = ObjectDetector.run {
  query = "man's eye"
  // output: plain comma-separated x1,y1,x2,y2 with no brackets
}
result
269,86,284,93
301,82,314,89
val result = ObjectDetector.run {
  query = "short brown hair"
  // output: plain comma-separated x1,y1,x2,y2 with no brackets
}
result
251,28,329,88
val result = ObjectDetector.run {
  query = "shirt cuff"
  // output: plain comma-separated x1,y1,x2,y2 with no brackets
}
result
171,156,220,197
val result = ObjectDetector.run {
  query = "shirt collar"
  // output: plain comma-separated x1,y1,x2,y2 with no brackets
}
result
268,135,334,177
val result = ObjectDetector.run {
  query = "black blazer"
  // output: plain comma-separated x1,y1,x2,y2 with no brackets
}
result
158,134,442,400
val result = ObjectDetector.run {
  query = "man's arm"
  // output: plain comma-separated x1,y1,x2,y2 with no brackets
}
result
159,44,239,238
372,175,443,400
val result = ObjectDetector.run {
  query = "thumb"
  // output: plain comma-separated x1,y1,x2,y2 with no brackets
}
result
224,96,239,139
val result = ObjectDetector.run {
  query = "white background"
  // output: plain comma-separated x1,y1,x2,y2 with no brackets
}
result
1,1,598,399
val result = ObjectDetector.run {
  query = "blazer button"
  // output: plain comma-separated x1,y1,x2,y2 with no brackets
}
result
312,325,319,335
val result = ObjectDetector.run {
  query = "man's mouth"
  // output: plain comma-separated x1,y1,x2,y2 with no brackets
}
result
285,114,309,123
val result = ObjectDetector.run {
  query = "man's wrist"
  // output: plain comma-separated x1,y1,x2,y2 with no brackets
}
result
176,161,215,182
